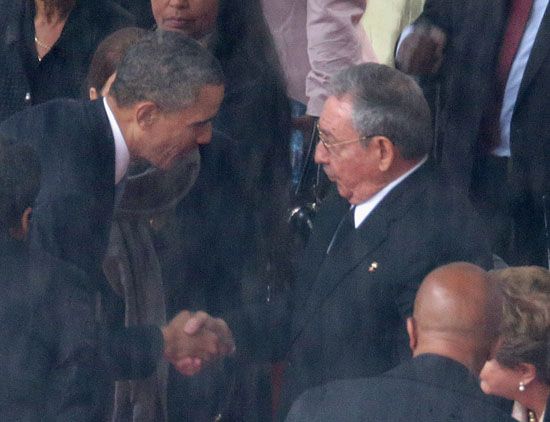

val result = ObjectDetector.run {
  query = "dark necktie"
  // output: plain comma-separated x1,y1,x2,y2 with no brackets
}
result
327,207,355,254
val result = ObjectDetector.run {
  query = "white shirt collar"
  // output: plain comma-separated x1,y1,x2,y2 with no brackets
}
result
103,97,130,185
353,156,428,228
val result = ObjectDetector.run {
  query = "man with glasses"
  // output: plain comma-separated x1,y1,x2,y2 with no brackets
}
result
221,63,493,420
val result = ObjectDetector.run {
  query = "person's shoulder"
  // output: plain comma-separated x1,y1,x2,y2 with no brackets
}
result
0,99,95,146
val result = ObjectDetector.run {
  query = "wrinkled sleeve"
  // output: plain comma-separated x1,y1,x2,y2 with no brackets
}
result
306,0,377,116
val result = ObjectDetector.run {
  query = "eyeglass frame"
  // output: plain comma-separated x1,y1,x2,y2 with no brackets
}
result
316,122,380,150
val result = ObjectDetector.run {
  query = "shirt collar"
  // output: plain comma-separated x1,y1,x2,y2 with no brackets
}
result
354,155,428,228
103,97,130,185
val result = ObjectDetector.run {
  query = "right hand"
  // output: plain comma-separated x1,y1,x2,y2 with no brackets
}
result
162,310,235,376
395,25,447,75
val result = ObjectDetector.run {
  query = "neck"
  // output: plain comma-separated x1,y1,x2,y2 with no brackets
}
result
519,382,550,420
34,0,73,23
413,338,484,376
385,157,423,182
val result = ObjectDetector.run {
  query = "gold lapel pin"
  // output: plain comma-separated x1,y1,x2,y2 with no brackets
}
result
368,262,378,272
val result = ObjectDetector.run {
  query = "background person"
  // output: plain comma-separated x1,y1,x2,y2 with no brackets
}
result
151,0,294,419
286,262,515,422
480,266,550,422
0,0,134,122
395,0,550,267
0,138,41,420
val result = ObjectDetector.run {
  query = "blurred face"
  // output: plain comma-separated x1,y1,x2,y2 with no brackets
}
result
479,358,524,400
133,84,223,170
314,96,383,205
151,0,219,39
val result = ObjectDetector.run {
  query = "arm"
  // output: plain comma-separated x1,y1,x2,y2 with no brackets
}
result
306,0,376,116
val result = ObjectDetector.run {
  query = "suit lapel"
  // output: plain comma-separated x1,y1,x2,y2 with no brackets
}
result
293,196,350,307
516,3,550,104
290,164,433,344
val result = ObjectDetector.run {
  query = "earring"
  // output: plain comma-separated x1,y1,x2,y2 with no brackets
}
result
519,381,526,392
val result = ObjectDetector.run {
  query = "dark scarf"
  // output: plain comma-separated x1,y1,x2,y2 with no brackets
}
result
103,149,200,422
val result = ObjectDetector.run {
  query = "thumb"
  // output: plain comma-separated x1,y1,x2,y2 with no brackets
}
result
183,311,209,335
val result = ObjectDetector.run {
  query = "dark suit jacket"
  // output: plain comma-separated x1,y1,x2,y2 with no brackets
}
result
286,354,516,421
416,0,550,202
230,163,492,419
17,250,164,422
0,99,164,419
0,98,115,278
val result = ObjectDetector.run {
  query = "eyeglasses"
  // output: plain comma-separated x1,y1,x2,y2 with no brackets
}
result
317,123,377,150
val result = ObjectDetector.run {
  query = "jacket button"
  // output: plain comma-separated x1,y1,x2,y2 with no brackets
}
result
24,92,31,102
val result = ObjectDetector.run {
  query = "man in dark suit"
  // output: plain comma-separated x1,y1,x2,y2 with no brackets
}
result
396,0,550,267
0,31,234,418
285,262,515,422
220,63,492,419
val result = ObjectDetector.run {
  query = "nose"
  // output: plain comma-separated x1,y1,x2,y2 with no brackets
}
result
168,0,189,8
314,140,329,165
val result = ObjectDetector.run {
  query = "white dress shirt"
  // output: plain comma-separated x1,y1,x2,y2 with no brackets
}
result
103,97,130,185
493,0,549,157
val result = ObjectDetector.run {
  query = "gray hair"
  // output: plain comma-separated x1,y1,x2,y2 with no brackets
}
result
330,63,432,160
110,30,224,111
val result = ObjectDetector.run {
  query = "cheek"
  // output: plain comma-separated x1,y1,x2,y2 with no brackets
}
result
151,0,166,20
193,0,218,29
480,361,515,399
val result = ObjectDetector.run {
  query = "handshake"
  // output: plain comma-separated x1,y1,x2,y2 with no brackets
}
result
161,310,235,376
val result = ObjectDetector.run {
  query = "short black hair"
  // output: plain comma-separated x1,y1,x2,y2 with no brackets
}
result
110,30,224,111
0,136,41,234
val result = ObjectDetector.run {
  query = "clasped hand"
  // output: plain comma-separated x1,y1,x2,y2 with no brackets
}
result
162,310,235,376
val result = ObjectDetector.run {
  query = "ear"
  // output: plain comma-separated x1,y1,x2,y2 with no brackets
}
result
406,317,417,353
373,136,395,172
21,207,32,237
135,102,160,130
518,363,538,386
8,207,32,241
89,87,99,101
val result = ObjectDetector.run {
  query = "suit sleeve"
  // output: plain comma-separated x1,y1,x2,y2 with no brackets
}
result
19,252,164,421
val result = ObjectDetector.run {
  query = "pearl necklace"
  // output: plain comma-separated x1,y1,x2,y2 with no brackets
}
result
34,35,52,61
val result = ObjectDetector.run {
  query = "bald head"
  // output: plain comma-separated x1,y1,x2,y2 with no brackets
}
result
407,262,501,374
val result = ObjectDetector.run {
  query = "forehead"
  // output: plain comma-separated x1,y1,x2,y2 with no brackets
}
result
319,95,357,135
